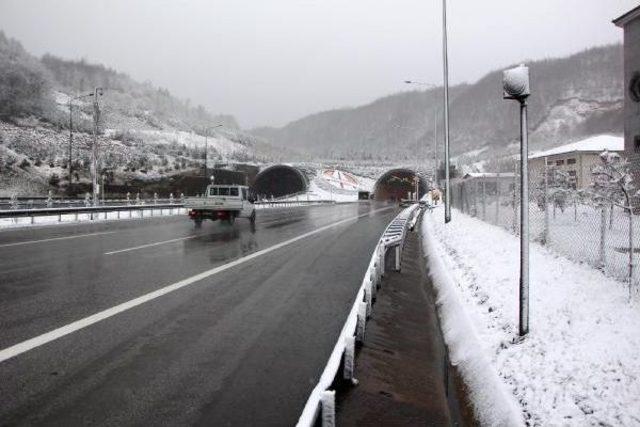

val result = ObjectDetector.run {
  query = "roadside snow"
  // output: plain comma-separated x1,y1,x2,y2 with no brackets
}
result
422,209,640,426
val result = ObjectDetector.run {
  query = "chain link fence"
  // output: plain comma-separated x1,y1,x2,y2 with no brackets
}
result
450,156,640,292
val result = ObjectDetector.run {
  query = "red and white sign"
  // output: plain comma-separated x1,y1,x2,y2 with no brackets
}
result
322,169,359,191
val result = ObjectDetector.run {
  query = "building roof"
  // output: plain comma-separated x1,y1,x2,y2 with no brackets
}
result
613,5,640,27
463,172,515,179
529,135,624,159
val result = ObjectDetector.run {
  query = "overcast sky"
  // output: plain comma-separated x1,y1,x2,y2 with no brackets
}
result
0,0,636,128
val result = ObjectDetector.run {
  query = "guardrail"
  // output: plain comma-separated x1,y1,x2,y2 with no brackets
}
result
296,203,421,427
0,203,186,224
0,199,341,226
254,200,336,209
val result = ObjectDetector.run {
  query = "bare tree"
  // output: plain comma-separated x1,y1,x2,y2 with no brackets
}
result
590,150,636,300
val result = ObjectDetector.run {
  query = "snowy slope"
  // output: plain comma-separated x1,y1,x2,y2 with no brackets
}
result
423,210,640,425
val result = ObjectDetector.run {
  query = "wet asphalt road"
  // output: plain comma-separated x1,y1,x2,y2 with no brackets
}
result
0,202,398,426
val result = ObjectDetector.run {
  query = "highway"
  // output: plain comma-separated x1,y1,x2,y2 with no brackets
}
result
0,202,398,426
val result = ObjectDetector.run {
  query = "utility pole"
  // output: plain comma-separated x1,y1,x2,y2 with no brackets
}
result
68,92,94,192
68,99,73,188
91,87,103,205
433,109,438,187
204,129,208,180
503,64,531,337
442,0,452,223
203,124,223,181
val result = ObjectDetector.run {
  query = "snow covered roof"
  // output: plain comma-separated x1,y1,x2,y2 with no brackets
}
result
613,5,640,27
463,172,515,179
529,135,624,159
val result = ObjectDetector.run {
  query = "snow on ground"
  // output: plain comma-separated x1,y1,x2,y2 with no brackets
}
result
422,209,640,426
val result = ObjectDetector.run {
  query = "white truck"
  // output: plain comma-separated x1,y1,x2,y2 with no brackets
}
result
184,184,256,225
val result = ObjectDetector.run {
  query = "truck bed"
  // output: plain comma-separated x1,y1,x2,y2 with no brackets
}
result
184,197,243,211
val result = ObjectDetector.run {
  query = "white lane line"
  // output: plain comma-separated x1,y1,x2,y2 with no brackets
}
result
0,206,394,364
105,235,198,255
0,231,118,249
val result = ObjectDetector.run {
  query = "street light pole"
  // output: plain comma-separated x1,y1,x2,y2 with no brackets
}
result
503,64,531,337
68,92,94,192
519,98,529,336
404,80,438,192
203,124,223,181
68,99,73,188
434,109,438,187
91,87,103,205
442,0,452,223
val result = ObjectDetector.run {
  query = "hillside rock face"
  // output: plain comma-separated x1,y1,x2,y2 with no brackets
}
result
252,45,623,162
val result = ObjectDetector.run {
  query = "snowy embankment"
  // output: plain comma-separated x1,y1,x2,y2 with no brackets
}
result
422,209,640,425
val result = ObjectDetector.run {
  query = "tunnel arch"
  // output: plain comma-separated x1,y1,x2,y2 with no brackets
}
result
373,168,427,201
251,164,308,199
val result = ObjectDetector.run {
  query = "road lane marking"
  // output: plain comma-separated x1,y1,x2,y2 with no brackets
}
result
0,231,118,249
105,235,199,255
0,205,394,364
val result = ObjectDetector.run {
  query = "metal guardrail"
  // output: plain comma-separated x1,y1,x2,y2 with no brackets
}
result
0,199,340,225
0,203,186,224
296,203,421,427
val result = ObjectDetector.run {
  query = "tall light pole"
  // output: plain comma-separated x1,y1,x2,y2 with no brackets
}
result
442,0,452,223
503,64,531,337
67,92,94,191
404,80,438,191
91,87,104,205
203,124,223,180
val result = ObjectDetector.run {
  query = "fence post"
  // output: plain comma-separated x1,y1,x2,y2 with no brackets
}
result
599,205,607,270
543,158,549,245
495,173,501,226
481,180,486,219
512,161,518,234
473,181,478,217
394,245,401,271
343,335,356,382
321,390,336,427
356,301,367,343
628,206,634,299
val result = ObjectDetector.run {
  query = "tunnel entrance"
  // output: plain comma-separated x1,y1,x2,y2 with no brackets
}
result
374,168,427,201
252,165,308,199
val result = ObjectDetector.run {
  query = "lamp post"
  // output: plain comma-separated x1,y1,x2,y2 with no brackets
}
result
442,0,451,223
404,80,438,187
203,124,223,181
404,80,439,188
503,64,531,337
91,87,104,205
68,92,94,190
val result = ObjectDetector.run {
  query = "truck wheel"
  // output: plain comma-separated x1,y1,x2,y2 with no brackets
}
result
194,218,203,227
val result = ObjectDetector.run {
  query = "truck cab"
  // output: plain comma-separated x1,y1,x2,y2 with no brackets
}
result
184,184,255,225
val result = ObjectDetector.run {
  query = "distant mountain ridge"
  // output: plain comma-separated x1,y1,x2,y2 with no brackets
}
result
251,44,623,164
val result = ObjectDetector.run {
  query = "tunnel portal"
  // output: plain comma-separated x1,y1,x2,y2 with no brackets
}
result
251,165,308,199
373,168,427,201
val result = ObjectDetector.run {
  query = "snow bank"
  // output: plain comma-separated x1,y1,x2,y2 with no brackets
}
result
422,210,640,425
422,212,524,426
